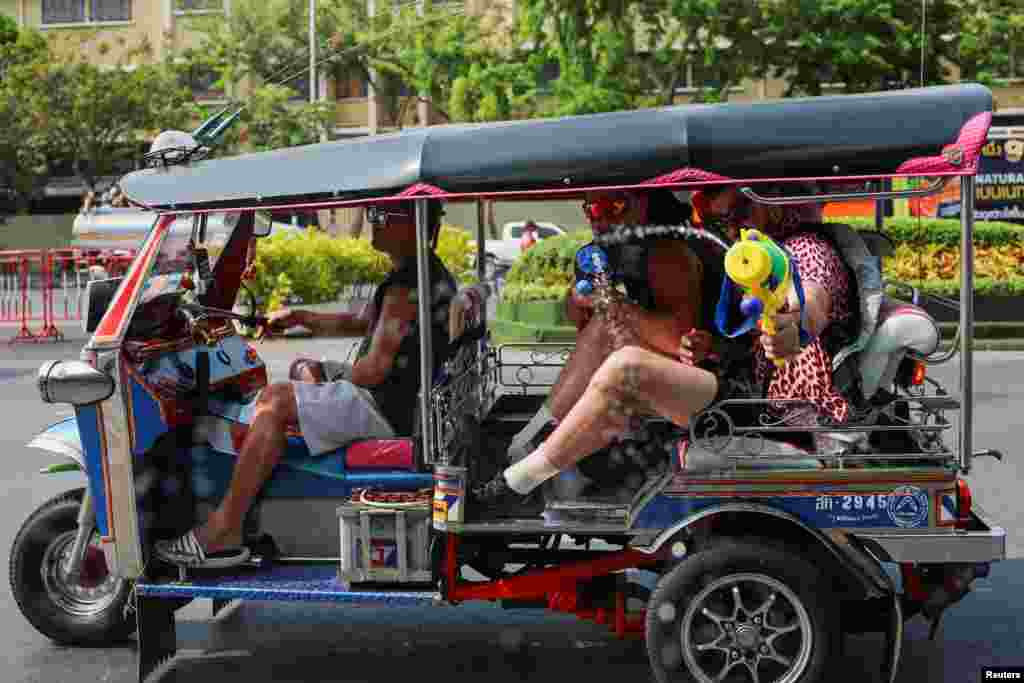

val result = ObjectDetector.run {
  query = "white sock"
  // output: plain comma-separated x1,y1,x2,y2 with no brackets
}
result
503,445,560,495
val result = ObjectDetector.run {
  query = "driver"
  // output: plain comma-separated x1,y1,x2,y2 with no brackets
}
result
155,199,455,568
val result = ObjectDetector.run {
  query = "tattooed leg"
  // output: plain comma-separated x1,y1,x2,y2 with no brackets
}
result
508,301,640,463
504,346,718,493
548,314,629,421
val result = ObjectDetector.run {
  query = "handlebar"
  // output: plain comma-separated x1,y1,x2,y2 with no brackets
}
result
178,303,274,343
179,302,269,328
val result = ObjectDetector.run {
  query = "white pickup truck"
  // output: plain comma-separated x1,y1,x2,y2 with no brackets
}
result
475,220,566,276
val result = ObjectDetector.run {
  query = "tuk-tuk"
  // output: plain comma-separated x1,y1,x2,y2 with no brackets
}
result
12,83,1005,683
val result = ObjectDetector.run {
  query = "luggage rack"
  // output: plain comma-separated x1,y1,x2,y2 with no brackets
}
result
495,343,574,395
492,344,959,467
691,394,958,467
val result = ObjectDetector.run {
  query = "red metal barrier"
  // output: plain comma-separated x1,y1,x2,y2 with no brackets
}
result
0,248,137,343
0,251,41,343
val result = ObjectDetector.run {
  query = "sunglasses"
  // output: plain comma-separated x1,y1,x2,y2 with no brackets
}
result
582,196,630,221
367,205,411,226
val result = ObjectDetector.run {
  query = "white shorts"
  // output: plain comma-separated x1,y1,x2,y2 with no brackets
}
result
291,379,396,456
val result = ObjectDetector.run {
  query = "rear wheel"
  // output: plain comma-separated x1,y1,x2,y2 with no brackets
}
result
645,539,836,683
10,489,135,645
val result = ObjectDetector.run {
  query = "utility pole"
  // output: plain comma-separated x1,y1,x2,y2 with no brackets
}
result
367,0,378,134
417,0,428,126
309,0,317,104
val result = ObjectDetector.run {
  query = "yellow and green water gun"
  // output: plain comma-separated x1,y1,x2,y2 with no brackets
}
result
715,228,811,366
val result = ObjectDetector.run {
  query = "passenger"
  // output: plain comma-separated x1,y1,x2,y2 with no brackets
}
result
520,220,540,251
694,186,855,430
473,187,843,516
155,199,456,568
477,188,719,514
80,190,95,214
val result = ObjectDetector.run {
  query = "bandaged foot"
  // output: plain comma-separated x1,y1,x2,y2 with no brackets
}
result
503,444,561,495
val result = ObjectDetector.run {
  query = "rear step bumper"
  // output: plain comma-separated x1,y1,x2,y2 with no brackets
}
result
852,505,1006,564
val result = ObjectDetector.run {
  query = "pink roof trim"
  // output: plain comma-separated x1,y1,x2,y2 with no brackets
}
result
896,112,992,175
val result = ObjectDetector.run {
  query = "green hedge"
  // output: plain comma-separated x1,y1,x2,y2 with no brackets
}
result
249,225,476,311
502,218,1024,304
898,276,1024,298
504,229,591,288
826,216,1024,247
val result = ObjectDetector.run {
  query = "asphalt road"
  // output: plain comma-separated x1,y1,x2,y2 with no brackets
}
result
0,328,1021,683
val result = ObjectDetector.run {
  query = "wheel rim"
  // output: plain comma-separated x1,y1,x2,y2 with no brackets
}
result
677,572,813,683
40,529,122,619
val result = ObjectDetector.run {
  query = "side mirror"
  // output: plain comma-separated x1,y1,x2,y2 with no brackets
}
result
37,360,115,406
83,277,124,334
253,212,273,238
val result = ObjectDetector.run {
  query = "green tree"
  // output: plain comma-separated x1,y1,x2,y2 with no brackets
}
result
517,0,641,116
0,13,17,49
956,0,1024,87
182,0,536,130
762,0,960,96
323,0,537,124
514,0,772,114
24,34,194,191
236,84,336,151
183,0,340,96
0,27,53,212
637,0,773,105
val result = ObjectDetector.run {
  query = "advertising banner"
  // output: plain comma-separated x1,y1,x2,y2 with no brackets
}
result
973,138,1024,223
902,138,1024,223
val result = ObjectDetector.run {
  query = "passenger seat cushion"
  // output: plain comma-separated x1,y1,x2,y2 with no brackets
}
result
223,418,416,471
858,298,940,398
870,299,940,355
344,439,415,470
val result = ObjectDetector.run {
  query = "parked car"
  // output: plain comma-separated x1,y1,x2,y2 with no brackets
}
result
472,220,565,278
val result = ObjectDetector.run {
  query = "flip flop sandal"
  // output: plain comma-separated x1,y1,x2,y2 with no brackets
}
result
154,529,251,569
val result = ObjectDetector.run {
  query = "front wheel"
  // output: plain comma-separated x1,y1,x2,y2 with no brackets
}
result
645,539,837,683
10,489,135,645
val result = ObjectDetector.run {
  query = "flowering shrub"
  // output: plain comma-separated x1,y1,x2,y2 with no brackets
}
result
501,219,1024,303
248,225,476,311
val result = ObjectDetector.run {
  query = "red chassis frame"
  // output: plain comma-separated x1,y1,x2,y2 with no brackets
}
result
443,534,666,639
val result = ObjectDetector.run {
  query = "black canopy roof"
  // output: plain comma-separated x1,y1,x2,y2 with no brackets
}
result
121,84,992,211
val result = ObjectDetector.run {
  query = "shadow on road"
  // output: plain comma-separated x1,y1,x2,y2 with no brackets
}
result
145,568,1024,683
148,620,951,683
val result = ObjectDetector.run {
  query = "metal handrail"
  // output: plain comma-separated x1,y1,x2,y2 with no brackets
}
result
738,177,948,205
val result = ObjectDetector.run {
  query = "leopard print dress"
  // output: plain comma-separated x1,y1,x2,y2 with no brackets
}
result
750,207,853,425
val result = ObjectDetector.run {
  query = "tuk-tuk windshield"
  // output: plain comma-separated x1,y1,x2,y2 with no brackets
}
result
139,212,240,304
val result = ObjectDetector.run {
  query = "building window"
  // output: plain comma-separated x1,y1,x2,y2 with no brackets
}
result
90,0,130,22
42,0,130,24
42,0,85,24
175,0,224,12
